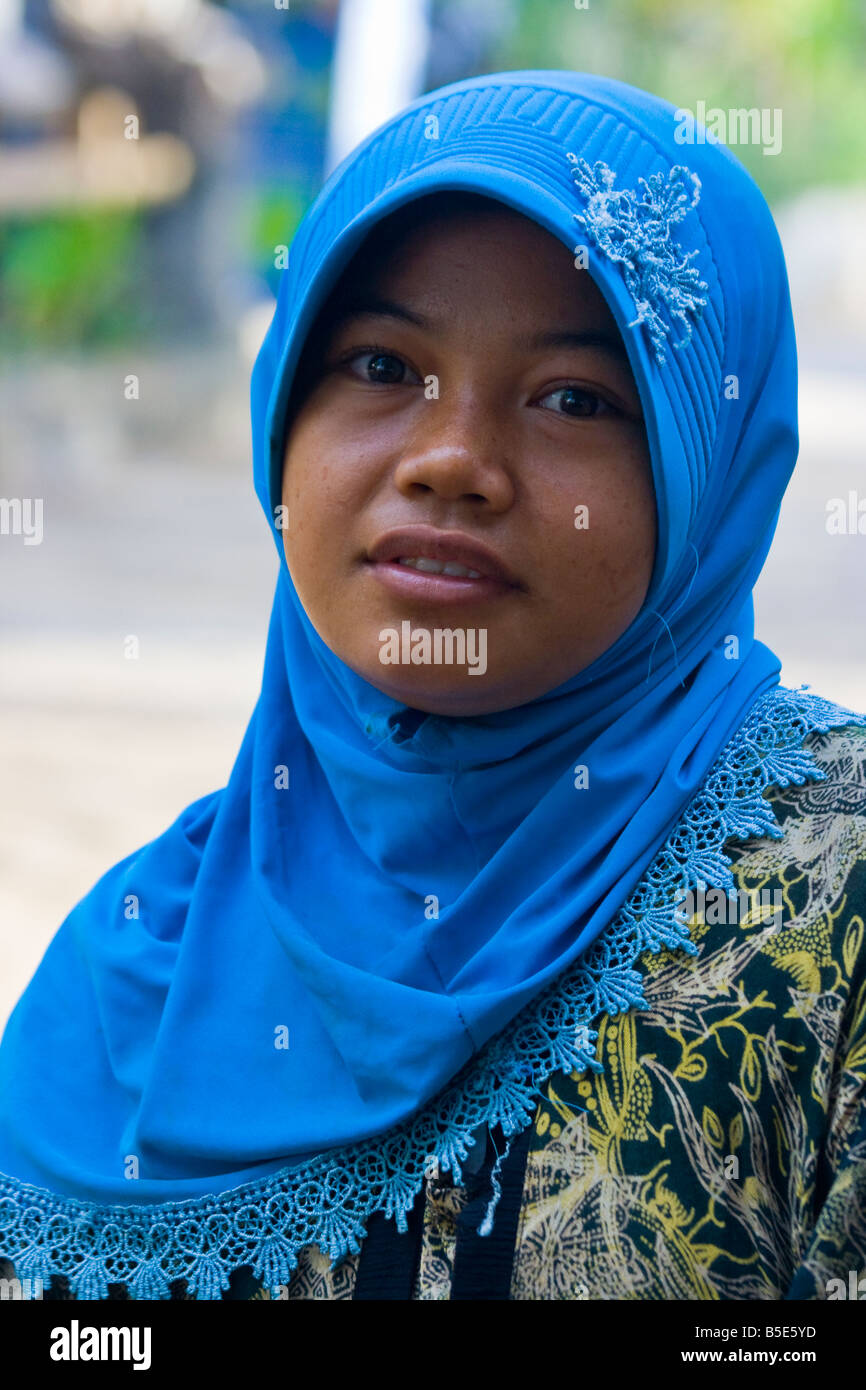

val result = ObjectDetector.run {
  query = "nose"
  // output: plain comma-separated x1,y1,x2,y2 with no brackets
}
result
391,391,516,511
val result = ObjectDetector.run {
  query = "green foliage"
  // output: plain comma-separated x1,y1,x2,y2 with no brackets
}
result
494,0,866,203
0,210,146,351
244,185,311,273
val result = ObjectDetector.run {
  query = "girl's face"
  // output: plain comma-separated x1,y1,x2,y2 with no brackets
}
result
281,202,655,716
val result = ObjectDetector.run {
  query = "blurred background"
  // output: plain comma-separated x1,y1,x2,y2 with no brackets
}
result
1,0,865,1028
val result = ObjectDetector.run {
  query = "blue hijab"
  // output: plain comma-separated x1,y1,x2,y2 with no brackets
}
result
2,70,862,1299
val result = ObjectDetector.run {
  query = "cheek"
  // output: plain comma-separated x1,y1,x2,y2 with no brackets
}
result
281,415,358,553
598,472,656,577
281,426,332,591
541,459,656,617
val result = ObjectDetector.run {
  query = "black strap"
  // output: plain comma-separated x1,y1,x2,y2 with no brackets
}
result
352,1188,426,1299
449,1123,533,1300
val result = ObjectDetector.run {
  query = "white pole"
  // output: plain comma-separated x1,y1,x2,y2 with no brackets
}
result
325,0,433,175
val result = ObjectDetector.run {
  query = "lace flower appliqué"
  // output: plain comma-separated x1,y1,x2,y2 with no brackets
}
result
566,155,709,365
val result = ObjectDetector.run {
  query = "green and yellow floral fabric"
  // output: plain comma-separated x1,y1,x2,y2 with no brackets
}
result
270,721,866,1300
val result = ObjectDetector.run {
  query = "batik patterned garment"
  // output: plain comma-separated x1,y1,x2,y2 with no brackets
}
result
9,717,866,1303
260,720,866,1300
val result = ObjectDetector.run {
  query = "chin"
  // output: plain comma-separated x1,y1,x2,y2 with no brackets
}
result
360,667,531,719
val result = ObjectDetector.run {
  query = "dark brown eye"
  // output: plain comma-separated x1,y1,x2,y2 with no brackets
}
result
339,346,422,388
538,386,612,418
363,352,407,384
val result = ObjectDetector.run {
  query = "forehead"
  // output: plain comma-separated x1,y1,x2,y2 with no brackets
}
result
352,193,561,276
327,193,616,329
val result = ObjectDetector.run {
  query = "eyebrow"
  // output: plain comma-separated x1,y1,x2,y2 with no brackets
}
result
326,297,629,361
519,328,630,361
325,295,430,332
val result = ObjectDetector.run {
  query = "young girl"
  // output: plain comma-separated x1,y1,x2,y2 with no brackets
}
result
1,69,864,1302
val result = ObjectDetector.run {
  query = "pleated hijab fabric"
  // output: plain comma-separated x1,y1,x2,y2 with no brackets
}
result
0,70,803,1211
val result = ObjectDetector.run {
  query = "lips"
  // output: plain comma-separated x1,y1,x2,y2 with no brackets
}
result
367,526,521,588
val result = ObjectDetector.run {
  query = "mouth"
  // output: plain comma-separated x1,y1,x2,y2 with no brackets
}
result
392,556,485,579
364,526,523,606
367,526,522,585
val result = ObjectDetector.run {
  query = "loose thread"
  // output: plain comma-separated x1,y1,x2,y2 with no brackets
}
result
644,541,700,684
477,1130,514,1238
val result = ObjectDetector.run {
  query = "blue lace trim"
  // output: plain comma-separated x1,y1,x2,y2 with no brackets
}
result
566,155,709,365
1,684,864,1299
